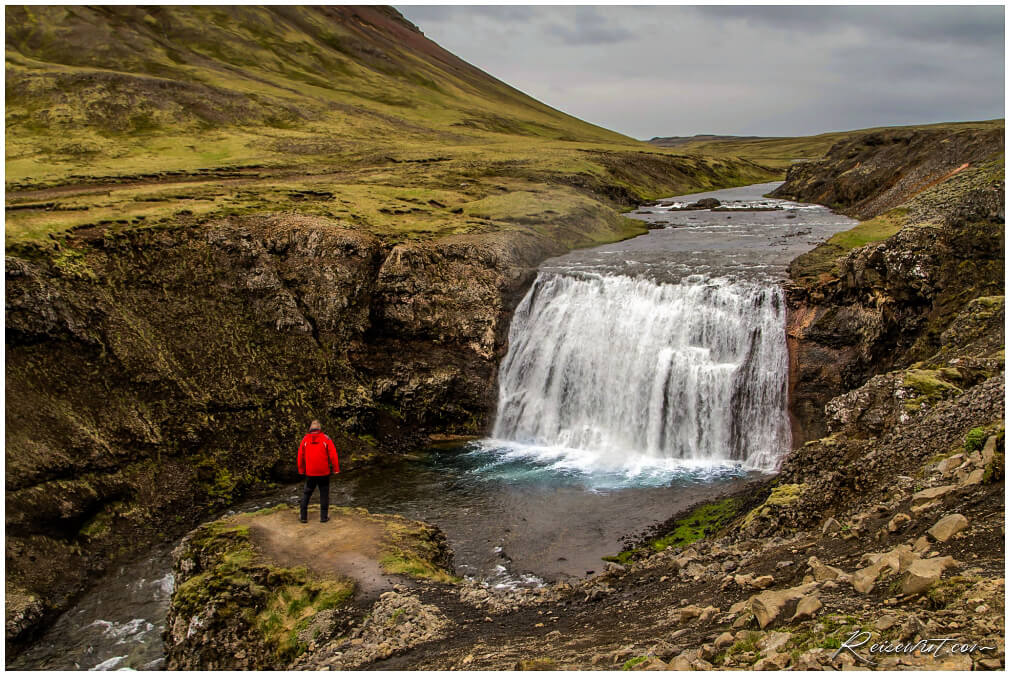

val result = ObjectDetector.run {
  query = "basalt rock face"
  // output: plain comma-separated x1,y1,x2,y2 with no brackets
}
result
770,125,1004,220
4,213,570,649
781,127,1004,444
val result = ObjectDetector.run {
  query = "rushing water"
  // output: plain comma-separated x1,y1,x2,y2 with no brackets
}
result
12,181,856,670
491,275,789,471
482,181,855,477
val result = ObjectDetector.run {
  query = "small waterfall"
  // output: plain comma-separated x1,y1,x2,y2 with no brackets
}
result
490,273,790,472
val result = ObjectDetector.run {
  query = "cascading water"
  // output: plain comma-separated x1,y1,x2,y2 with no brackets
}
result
489,272,791,473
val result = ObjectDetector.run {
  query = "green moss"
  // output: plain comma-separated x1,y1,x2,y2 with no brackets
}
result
52,245,96,280
828,209,907,249
79,510,114,539
650,497,742,552
605,497,742,563
723,634,761,666
785,615,878,656
925,575,972,610
741,483,805,528
901,369,964,411
255,577,354,662
378,552,458,583
964,427,988,453
621,656,649,670
174,515,355,664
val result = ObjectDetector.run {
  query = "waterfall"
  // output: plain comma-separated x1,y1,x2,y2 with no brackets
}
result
490,272,790,472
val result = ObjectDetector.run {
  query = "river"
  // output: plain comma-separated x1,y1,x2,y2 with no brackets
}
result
11,181,856,670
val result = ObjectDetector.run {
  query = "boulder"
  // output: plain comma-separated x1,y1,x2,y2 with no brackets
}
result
714,632,735,650
850,545,917,593
901,556,957,595
758,631,793,653
807,556,848,582
669,655,693,670
821,517,842,535
753,652,791,670
935,454,964,476
927,514,969,542
912,485,957,504
960,469,984,486
749,583,818,629
887,513,912,532
982,435,998,464
790,595,823,621
687,198,721,210
874,614,899,631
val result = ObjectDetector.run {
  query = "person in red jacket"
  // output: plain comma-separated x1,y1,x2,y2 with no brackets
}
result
297,419,339,523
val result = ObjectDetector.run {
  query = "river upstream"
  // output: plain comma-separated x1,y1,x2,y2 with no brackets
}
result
13,181,856,670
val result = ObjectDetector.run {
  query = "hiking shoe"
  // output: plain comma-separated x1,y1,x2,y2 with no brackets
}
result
320,516,330,523
299,517,308,524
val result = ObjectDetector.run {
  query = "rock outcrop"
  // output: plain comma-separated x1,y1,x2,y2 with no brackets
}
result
4,212,576,648
770,124,1003,219
780,125,1004,443
163,505,455,669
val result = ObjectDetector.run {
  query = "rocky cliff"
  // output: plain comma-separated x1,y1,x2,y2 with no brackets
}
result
4,205,625,648
158,294,1005,671
777,124,1004,443
4,4,782,652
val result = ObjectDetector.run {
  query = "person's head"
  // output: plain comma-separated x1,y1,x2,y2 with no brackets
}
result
309,419,321,432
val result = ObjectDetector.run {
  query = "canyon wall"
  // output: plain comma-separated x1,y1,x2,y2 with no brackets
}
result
777,124,1004,444
5,209,619,647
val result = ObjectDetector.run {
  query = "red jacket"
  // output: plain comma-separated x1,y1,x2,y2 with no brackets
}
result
297,431,339,476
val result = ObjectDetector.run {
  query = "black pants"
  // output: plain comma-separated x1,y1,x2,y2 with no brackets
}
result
300,475,330,521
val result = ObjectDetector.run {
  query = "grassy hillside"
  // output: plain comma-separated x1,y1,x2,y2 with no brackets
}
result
5,6,776,248
653,119,1004,171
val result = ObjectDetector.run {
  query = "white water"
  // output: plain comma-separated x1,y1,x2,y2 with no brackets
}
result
489,272,791,473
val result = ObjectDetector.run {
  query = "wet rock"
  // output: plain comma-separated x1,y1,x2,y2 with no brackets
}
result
928,513,969,542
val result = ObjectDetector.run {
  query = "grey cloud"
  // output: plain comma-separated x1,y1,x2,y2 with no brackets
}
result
545,7,636,45
397,5,1004,138
693,6,1004,47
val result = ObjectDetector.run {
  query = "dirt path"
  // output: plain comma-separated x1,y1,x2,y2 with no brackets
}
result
236,507,399,599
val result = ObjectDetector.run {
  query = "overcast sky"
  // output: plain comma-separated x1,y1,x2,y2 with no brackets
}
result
397,5,1005,139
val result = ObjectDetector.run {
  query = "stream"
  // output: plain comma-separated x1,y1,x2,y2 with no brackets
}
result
12,181,856,670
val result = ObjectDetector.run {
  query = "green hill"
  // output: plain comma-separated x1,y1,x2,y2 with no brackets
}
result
5,5,776,247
